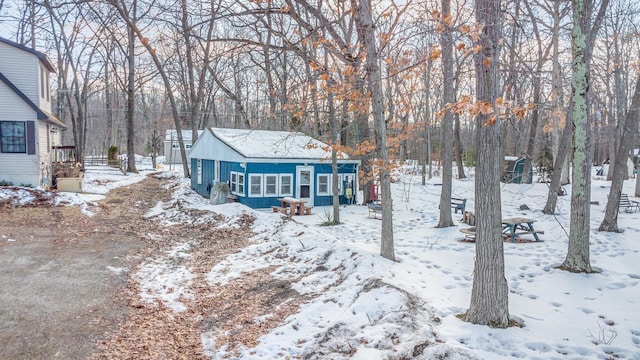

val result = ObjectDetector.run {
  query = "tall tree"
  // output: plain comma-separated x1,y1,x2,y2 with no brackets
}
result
598,74,640,232
124,0,138,173
436,0,454,228
542,0,572,214
558,0,609,273
353,0,395,261
465,0,509,327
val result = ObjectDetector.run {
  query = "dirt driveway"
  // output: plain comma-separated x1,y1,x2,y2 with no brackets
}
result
1,174,306,359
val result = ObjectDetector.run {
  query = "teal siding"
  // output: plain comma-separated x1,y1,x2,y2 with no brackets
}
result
191,158,217,197
191,158,358,209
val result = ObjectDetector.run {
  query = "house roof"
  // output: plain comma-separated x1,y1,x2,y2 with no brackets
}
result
0,37,56,73
209,127,351,160
0,70,65,128
165,129,204,142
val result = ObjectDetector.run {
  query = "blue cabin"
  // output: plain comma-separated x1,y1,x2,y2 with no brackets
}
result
189,128,360,209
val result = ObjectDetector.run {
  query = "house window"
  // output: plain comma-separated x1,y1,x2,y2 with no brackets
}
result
279,174,292,196
237,173,245,196
265,175,278,196
0,121,26,153
172,143,192,149
40,69,45,100
230,171,245,196
317,174,331,195
249,174,262,197
196,159,202,184
230,172,237,193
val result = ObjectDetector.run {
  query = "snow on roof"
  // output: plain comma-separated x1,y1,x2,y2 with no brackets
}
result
210,127,345,160
165,129,203,142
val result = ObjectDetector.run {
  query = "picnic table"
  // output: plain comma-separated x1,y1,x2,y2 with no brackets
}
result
274,197,310,219
502,217,543,242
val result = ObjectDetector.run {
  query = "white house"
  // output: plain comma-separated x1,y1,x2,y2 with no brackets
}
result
163,129,203,164
0,37,65,188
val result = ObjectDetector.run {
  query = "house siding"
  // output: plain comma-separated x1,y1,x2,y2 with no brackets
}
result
0,80,35,120
0,40,57,188
0,43,40,106
189,128,360,209
190,158,217,196
192,158,358,209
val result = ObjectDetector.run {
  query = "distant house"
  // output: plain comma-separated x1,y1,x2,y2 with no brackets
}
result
0,37,65,188
189,128,360,209
163,129,203,164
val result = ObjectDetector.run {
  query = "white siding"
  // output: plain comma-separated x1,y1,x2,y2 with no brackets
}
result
39,64,52,112
0,43,40,105
0,82,35,121
0,153,40,186
189,130,245,163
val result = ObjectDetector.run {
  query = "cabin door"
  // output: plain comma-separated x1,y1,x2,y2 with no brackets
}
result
296,166,314,206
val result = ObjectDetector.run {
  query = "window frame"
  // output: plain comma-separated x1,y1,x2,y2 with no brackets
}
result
317,173,331,196
237,173,245,196
196,159,202,185
264,174,278,197
278,174,293,197
230,172,237,193
248,173,263,197
0,121,27,154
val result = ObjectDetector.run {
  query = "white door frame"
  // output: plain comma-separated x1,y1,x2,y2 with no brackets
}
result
296,165,314,206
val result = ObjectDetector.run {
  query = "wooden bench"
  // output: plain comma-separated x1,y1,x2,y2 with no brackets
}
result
303,206,313,215
451,198,466,214
619,194,640,213
367,201,382,219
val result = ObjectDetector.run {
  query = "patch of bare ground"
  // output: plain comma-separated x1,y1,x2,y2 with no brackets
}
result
3,174,313,359
92,190,310,359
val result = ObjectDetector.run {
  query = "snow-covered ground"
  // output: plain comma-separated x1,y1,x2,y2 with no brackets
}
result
2,161,639,359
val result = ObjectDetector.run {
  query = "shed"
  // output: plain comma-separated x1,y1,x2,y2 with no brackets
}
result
502,156,532,184
189,128,360,209
163,129,203,164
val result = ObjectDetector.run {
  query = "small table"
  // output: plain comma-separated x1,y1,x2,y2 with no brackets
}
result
277,197,307,219
502,217,543,242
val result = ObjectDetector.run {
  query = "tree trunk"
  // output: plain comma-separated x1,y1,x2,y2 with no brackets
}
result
353,0,394,261
558,0,609,273
125,15,138,174
437,0,454,228
454,113,466,179
465,0,509,328
599,75,640,232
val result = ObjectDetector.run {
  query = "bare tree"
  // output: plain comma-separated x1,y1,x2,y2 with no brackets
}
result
465,0,509,327
599,75,640,232
558,0,609,273
436,0,455,228
352,0,395,260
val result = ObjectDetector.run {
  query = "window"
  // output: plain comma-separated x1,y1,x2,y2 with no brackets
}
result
172,143,192,149
196,159,202,184
230,171,245,196
265,175,278,196
249,174,262,197
237,173,245,195
40,69,45,100
0,121,26,153
230,172,237,193
279,174,292,196
317,174,331,195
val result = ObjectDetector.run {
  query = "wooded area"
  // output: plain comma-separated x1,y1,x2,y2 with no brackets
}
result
2,0,639,327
